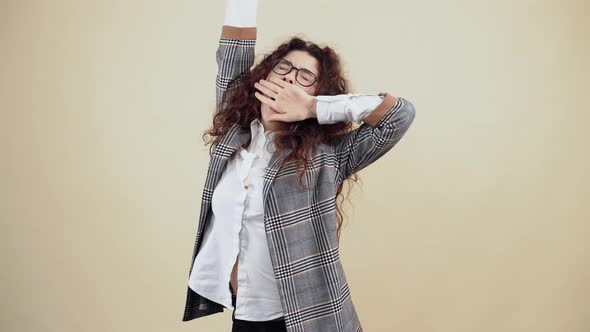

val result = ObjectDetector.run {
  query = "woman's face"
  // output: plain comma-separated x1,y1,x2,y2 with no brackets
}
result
259,50,320,133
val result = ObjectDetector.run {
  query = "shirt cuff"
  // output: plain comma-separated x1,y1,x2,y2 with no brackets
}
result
315,94,386,124
224,0,258,27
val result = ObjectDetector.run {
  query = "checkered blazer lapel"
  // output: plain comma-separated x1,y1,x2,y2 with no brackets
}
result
184,121,294,321
196,122,292,254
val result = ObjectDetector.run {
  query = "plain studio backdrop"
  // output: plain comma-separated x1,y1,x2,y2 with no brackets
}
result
1,0,588,331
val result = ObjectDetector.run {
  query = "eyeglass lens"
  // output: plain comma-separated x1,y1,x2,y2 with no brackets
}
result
273,59,316,86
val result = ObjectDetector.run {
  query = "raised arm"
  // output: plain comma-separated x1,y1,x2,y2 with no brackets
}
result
216,0,258,110
314,93,416,182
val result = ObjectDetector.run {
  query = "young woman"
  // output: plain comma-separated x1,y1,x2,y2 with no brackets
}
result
182,0,416,331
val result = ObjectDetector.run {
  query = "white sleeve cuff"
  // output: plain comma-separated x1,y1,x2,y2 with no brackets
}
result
315,94,385,124
224,0,258,27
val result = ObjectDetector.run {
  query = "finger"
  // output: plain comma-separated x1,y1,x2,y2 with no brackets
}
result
254,82,277,100
254,91,278,108
269,77,289,88
259,78,283,94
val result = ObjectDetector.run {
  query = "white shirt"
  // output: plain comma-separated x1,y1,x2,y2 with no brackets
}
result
188,93,386,321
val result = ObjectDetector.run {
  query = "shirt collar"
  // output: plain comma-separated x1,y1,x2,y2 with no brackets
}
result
249,118,276,154
250,117,276,140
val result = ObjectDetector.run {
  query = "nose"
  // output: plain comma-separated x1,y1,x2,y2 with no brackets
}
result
282,70,297,84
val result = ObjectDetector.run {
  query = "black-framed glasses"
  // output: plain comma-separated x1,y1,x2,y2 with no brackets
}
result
271,58,318,87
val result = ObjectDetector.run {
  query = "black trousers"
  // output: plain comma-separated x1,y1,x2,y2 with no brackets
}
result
230,282,287,332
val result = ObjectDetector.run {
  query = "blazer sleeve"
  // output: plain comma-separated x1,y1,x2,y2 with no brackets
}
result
331,94,416,182
215,25,257,110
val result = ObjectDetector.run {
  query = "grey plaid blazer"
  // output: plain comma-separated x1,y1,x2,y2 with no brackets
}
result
182,26,416,332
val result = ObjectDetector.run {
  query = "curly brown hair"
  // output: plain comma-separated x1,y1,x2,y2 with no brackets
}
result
202,36,362,243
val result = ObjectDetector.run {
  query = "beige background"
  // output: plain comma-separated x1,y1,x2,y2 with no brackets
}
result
1,0,588,331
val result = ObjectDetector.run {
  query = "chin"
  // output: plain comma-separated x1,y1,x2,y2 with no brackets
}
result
260,105,285,132
261,105,278,121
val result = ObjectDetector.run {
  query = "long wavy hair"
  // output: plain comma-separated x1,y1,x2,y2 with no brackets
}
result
202,36,362,243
